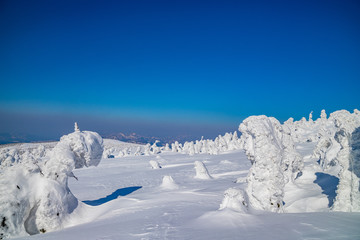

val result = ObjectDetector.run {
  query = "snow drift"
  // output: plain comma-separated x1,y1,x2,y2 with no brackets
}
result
194,161,212,180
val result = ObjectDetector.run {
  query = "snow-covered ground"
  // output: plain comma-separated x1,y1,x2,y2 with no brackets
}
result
10,146,360,240
2,110,360,239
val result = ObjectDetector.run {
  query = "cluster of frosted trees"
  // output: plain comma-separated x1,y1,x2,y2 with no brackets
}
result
224,109,360,213
312,110,360,211
0,144,52,170
169,132,242,155
0,124,104,239
103,131,242,159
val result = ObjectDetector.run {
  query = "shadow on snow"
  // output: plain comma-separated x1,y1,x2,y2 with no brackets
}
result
83,186,142,206
313,172,339,208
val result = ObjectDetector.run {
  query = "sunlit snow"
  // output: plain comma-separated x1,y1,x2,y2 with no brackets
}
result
1,110,360,240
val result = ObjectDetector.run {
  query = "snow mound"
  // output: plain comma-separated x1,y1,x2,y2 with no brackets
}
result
160,176,179,190
0,129,104,239
219,188,249,213
102,139,143,158
194,161,212,179
149,160,161,169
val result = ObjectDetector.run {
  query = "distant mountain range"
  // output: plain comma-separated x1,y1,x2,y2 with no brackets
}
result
0,133,56,145
101,132,196,145
0,132,196,146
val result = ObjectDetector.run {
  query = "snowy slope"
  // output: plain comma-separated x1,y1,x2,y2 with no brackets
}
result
11,148,360,240
2,110,360,239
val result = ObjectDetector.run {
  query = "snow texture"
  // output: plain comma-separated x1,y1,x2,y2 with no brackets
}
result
2,110,360,239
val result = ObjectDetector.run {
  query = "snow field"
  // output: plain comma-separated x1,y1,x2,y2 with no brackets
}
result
2,109,360,239
13,148,360,240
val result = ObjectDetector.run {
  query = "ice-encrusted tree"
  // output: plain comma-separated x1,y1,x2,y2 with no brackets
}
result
0,129,104,238
194,161,212,179
329,110,360,212
309,111,313,122
321,109,327,121
239,115,303,212
74,122,80,132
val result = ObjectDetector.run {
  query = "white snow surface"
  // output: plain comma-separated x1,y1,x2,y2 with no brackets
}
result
9,148,360,240
1,109,360,239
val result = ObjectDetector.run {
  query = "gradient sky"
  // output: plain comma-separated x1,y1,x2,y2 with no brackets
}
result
0,0,359,141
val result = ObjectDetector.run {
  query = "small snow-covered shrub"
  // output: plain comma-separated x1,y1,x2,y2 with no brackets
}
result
160,176,179,190
194,161,212,179
0,128,104,238
219,188,249,213
149,160,161,169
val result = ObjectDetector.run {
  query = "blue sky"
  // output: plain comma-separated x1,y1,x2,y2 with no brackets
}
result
0,0,359,141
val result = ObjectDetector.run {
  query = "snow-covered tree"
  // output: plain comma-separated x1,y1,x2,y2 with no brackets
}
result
164,143,170,151
309,111,313,122
329,110,360,212
0,130,103,238
150,140,161,154
194,161,212,179
239,115,302,212
74,122,80,132
321,109,327,121
144,144,151,156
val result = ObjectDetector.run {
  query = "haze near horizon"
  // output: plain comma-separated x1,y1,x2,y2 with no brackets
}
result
0,0,359,143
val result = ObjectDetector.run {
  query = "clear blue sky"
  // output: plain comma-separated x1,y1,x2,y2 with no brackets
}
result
0,0,359,140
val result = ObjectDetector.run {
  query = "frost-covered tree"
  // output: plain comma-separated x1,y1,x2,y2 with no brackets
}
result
0,129,103,238
134,146,142,156
309,111,313,122
194,161,212,179
164,143,170,151
239,115,302,212
74,122,80,132
150,140,161,154
321,109,327,121
144,144,151,156
329,110,360,212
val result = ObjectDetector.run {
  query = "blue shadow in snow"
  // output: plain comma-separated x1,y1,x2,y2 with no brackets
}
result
83,186,142,206
313,172,339,207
